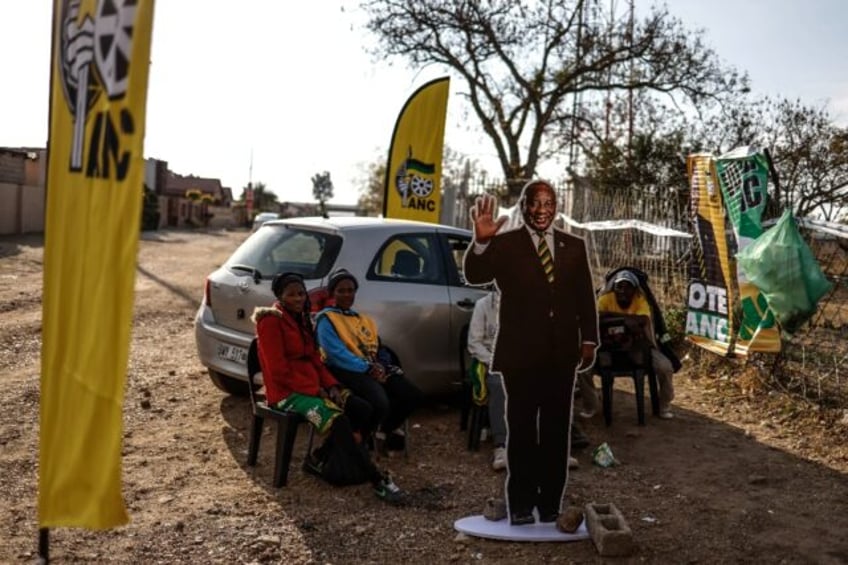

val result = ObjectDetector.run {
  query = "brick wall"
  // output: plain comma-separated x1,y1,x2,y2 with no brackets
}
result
0,152,25,184
0,182,45,235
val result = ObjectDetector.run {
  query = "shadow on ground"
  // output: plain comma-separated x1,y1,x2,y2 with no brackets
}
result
136,264,202,309
0,233,43,259
214,385,848,563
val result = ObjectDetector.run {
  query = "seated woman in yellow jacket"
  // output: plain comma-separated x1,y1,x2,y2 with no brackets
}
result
315,269,422,452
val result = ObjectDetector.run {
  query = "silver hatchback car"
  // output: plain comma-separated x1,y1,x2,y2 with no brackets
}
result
194,216,487,396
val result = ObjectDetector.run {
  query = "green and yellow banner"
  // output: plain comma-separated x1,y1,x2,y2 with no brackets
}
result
40,0,155,529
383,77,450,223
685,153,735,355
716,146,781,354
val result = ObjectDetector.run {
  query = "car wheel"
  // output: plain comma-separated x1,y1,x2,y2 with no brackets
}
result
208,369,253,397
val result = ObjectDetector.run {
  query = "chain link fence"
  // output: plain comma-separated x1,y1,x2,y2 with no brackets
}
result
454,174,848,407
455,176,690,305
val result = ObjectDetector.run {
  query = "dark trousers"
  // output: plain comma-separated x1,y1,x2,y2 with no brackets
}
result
503,367,576,517
320,394,382,485
330,367,422,435
341,393,373,436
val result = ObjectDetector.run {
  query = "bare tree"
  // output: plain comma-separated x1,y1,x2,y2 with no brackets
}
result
356,160,386,217
362,0,745,198
573,74,848,227
694,97,848,220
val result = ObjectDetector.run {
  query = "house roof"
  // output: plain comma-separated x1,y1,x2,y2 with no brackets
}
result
163,172,223,198
0,147,38,159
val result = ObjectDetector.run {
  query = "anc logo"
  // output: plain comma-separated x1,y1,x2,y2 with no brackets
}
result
395,147,437,211
59,0,139,179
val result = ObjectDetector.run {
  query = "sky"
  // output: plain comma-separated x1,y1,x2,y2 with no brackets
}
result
3,1,847,205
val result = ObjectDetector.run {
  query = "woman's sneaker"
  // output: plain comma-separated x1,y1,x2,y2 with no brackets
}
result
492,446,507,471
373,473,404,504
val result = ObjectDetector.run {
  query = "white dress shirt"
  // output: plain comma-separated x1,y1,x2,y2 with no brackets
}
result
467,292,499,365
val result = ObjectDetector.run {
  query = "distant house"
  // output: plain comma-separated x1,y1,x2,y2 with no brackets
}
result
1,150,237,233
220,186,234,206
156,169,235,228
163,172,231,205
0,147,46,235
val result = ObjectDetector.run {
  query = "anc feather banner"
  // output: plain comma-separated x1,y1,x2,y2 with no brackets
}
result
40,0,155,529
383,77,449,223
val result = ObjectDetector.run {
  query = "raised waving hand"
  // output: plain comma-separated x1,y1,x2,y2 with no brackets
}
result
469,194,507,244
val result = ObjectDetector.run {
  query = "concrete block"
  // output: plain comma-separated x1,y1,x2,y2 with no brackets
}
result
584,502,634,557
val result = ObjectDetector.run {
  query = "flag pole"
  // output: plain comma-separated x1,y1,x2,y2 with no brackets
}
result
38,528,49,563
38,1,58,560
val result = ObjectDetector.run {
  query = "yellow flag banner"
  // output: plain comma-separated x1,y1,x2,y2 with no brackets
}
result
40,0,155,529
383,77,450,223
685,153,735,356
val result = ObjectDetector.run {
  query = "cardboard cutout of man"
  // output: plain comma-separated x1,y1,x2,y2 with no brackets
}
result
463,180,599,525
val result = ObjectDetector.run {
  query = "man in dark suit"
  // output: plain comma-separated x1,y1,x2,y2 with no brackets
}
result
463,180,598,526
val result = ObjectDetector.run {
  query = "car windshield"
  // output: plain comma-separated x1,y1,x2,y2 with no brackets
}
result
226,226,342,279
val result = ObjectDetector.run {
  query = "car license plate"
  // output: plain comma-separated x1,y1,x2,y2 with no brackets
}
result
217,343,247,364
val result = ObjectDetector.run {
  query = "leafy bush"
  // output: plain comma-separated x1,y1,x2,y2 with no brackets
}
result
663,305,687,345
141,186,160,231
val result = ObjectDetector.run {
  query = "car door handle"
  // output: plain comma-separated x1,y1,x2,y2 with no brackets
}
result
457,298,475,308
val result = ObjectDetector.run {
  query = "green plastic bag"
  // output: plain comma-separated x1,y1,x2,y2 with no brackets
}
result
736,210,833,334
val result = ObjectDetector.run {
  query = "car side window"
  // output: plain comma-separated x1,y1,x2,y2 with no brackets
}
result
442,234,472,286
368,233,444,285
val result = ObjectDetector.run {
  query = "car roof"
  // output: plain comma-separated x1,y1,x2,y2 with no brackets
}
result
266,216,471,235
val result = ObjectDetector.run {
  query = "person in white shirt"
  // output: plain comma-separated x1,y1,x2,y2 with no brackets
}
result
467,290,508,471
469,290,581,473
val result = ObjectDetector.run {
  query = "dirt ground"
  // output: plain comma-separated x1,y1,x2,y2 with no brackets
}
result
2,228,848,564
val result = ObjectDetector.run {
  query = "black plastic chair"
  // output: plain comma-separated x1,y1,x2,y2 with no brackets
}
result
593,315,660,426
464,388,489,452
459,357,488,451
246,338,314,487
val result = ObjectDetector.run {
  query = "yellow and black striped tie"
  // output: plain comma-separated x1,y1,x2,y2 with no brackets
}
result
536,232,554,283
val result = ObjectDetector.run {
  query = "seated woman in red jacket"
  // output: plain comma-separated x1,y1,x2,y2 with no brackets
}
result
252,272,403,503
